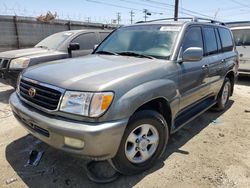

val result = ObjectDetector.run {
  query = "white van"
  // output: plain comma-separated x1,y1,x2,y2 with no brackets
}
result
231,26,250,75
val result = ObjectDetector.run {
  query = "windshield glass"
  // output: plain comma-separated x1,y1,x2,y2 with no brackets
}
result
95,25,180,59
35,32,73,50
232,29,250,46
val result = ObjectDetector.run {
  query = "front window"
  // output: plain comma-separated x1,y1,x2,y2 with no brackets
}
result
35,32,73,50
95,25,180,59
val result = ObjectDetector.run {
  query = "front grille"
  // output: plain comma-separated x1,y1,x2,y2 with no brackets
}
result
2,59,9,68
0,58,3,68
19,78,63,111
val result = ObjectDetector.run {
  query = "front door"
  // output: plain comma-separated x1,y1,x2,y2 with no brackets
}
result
178,26,210,111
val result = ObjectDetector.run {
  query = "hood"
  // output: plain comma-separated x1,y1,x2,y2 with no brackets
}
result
0,47,54,59
23,55,168,91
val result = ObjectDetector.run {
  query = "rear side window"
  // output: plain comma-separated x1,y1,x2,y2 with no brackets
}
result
182,27,203,52
71,33,97,50
215,29,222,52
232,29,250,46
218,28,234,52
203,27,218,55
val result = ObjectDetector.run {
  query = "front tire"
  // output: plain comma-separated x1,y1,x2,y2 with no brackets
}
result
110,110,168,175
215,77,231,111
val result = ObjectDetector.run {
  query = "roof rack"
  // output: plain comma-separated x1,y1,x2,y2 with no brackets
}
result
136,17,225,26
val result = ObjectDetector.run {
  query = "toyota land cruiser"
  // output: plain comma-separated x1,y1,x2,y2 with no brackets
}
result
10,17,238,175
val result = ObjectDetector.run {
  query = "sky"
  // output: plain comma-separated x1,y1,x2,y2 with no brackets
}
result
0,0,249,24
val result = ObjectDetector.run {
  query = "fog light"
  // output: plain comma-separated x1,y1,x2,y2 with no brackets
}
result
64,137,84,149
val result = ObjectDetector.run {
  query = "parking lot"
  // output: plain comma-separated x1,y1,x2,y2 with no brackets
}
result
0,77,249,188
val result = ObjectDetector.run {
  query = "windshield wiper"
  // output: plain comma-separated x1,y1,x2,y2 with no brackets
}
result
95,50,119,56
118,51,155,59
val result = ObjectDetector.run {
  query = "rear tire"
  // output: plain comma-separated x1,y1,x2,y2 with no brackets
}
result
110,110,168,175
214,77,231,111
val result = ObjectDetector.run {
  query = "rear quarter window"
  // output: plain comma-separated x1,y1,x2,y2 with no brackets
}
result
218,28,234,52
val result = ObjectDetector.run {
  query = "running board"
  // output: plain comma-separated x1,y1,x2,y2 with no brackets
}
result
171,97,216,134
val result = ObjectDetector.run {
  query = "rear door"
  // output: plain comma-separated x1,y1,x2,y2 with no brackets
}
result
202,27,224,95
231,28,250,72
71,32,98,57
178,26,210,110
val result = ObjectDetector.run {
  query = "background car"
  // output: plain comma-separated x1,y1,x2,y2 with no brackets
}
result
228,22,250,76
0,29,111,87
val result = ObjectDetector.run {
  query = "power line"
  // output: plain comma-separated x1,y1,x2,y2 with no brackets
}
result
229,0,250,9
139,0,214,19
121,0,173,12
85,0,164,15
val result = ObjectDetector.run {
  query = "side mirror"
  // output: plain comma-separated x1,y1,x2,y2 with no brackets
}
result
182,47,203,62
68,43,80,58
68,43,80,51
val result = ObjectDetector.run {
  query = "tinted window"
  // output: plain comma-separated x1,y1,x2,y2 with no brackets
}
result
203,27,218,55
218,28,233,52
182,27,203,52
99,32,110,41
215,29,222,52
72,33,97,50
232,29,250,46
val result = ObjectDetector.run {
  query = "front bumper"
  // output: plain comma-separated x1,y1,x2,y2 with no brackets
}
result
238,69,250,76
9,93,128,160
0,69,21,87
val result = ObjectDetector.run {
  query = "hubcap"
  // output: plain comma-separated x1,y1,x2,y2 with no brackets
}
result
125,124,159,164
221,82,230,105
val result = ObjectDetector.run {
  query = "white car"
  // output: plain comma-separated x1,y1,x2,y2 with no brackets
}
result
231,25,250,75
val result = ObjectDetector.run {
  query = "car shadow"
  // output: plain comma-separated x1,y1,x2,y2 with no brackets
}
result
0,88,14,104
5,100,234,188
0,79,15,104
236,75,250,86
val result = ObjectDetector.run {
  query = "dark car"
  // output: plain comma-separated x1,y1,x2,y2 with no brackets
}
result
0,29,111,87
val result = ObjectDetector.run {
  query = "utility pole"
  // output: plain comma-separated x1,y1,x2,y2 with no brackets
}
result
117,12,121,25
143,9,151,22
130,10,135,24
87,17,91,23
174,0,179,21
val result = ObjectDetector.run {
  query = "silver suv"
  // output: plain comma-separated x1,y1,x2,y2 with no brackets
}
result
10,17,238,175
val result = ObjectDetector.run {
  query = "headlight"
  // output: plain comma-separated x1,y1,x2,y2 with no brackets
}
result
9,57,30,69
60,91,114,117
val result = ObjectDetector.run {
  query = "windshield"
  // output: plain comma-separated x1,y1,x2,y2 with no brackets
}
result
35,32,73,50
95,25,180,59
232,29,250,46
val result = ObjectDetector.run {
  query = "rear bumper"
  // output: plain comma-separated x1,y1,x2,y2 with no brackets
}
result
10,93,128,160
